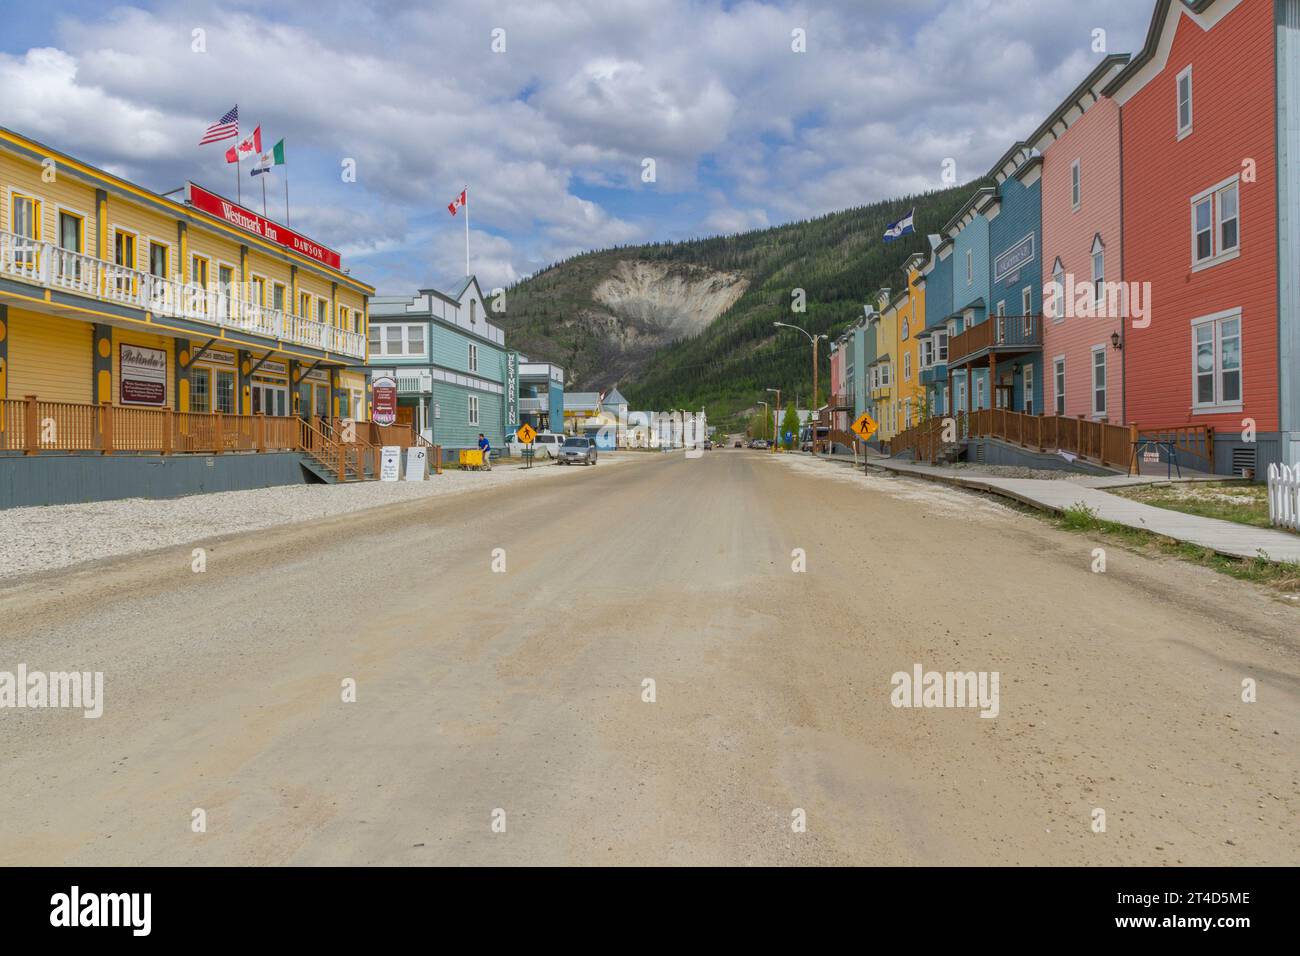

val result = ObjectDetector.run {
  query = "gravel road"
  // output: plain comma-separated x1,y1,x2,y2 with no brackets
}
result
0,449,1295,865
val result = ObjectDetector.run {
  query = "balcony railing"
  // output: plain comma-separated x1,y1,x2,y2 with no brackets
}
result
519,396,548,413
918,364,948,387
948,315,1042,366
0,229,366,360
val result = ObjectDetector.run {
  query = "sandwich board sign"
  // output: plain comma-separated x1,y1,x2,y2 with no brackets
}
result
405,446,428,481
380,446,402,482
851,412,879,442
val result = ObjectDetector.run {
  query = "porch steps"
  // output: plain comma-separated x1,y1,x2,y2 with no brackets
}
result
297,452,372,484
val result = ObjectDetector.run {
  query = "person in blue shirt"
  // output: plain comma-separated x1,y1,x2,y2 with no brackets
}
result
477,433,491,471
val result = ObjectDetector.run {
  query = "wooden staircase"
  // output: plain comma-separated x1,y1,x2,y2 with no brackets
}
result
297,419,379,484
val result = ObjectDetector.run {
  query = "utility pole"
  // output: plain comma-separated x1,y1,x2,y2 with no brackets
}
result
774,322,828,452
766,387,781,452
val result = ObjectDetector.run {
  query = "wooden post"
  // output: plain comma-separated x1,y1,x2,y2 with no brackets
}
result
337,443,346,481
100,400,113,455
435,444,443,475
23,395,38,455
1128,423,1139,476
1206,426,1215,472
214,412,224,454
161,407,173,455
256,413,265,453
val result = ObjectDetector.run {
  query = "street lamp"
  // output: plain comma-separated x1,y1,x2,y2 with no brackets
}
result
766,387,781,452
774,321,829,449
758,400,770,444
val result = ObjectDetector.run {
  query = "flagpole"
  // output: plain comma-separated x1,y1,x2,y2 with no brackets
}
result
261,174,267,216
464,184,470,278
285,166,290,226
236,154,242,204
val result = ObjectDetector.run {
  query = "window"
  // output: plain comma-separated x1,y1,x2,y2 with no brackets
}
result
317,300,328,325
1177,66,1193,138
1191,177,1240,269
1192,309,1243,409
881,362,891,386
190,367,211,413
904,399,912,430
1023,364,1034,415
469,343,479,372
251,275,265,306
219,265,234,319
370,324,426,357
299,292,311,318
1054,358,1065,416
1071,159,1082,210
58,211,83,253
407,325,424,355
936,331,948,363
902,318,910,340
468,394,480,425
996,301,1007,319
338,305,347,329
919,338,933,369
904,352,912,381
1022,286,1033,317
191,255,209,288
368,325,380,354
385,326,402,355
10,193,39,267
470,300,478,324
1091,235,1105,307
1092,347,1107,416
216,370,235,414
976,377,985,409
272,282,286,312
149,242,168,279
966,250,973,284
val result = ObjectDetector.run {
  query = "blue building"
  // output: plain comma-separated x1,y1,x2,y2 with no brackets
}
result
916,237,953,416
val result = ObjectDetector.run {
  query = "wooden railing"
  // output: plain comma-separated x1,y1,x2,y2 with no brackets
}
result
1137,425,1215,473
890,408,1139,472
948,315,1042,365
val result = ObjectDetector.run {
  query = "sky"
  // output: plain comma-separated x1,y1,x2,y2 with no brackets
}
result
0,0,1154,295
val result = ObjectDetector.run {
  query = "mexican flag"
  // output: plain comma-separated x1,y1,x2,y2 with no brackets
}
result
250,139,286,177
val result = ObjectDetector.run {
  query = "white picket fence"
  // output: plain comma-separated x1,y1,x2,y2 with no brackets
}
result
1267,463,1300,531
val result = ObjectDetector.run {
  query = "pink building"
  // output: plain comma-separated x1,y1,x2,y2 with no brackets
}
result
828,335,850,432
1034,55,1131,423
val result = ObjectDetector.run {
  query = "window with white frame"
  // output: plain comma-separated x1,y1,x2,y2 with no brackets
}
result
1091,347,1107,416
936,330,948,362
1091,235,1105,307
920,338,933,369
1071,159,1082,210
976,377,985,409
1023,363,1034,415
1177,66,1193,139
966,250,973,284
902,318,910,339
469,342,479,372
468,394,480,425
1054,357,1065,416
904,352,912,381
370,324,427,357
1191,177,1239,269
1022,286,1033,317
1192,309,1242,409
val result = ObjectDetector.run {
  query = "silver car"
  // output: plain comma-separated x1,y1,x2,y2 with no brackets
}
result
559,436,598,465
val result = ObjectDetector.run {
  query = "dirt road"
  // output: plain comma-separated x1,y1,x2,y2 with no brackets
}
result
1,451,1296,865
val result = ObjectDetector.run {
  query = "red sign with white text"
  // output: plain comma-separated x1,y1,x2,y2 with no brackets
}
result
185,183,342,270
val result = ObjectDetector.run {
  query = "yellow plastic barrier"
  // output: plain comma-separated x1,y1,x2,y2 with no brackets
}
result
459,449,485,470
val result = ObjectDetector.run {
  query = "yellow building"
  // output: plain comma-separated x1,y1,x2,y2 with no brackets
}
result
867,288,900,441
0,126,372,433
893,254,927,433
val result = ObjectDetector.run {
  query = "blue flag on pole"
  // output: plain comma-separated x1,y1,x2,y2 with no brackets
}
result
883,208,915,242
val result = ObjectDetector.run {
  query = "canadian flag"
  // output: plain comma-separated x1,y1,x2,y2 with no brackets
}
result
225,126,262,164
448,189,467,216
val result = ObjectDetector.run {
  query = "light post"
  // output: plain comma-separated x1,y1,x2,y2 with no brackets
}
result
757,400,769,445
774,322,829,450
766,387,781,452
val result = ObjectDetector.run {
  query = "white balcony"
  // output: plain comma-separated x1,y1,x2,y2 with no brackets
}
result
0,229,367,360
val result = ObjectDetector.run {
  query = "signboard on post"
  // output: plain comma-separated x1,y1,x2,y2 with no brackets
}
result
380,446,402,482
506,352,519,428
371,376,398,427
120,344,167,406
516,423,536,445
851,412,879,442
405,446,428,481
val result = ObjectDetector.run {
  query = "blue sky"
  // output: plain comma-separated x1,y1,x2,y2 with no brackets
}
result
1,0,1152,294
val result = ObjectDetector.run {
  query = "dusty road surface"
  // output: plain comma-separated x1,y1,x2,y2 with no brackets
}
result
1,451,1296,865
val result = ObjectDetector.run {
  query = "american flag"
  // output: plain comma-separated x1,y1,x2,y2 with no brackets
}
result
199,105,239,145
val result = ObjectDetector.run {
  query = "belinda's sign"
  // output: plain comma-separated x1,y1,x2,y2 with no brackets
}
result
185,183,342,270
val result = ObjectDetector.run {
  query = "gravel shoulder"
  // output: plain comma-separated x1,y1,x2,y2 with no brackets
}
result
0,452,652,582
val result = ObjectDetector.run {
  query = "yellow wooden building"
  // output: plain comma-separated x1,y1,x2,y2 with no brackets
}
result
0,126,372,429
867,289,900,441
892,254,928,433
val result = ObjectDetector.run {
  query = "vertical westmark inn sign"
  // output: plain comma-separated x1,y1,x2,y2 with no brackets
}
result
185,183,342,270
506,353,519,427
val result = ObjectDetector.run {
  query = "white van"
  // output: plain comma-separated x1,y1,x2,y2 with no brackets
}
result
531,432,565,459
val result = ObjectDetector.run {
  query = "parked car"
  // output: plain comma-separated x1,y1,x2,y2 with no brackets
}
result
703,439,713,450
750,439,770,449
734,441,743,448
530,432,565,459
558,435,598,465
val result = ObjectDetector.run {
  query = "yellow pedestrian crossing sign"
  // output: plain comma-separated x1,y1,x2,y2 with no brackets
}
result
516,423,537,444
850,412,878,441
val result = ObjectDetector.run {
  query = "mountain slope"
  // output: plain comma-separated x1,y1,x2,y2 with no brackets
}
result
496,183,979,422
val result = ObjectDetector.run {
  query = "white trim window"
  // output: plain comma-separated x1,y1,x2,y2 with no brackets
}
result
1091,346,1107,417
1177,65,1193,139
1053,356,1066,416
469,342,479,373
919,338,933,369
904,352,912,381
1091,235,1105,307
1023,363,1035,415
1051,258,1066,323
370,323,427,357
966,249,974,285
1191,176,1240,270
935,329,949,363
468,394,480,425
1192,309,1243,410
1071,159,1082,210
1021,286,1033,317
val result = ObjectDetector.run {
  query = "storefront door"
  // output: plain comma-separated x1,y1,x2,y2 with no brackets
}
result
252,382,288,417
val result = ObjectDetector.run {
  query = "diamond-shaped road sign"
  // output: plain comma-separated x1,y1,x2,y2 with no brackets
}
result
850,412,878,442
516,423,537,444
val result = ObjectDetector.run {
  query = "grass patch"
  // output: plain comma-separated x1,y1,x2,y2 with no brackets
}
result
1110,481,1279,530
1051,502,1300,592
